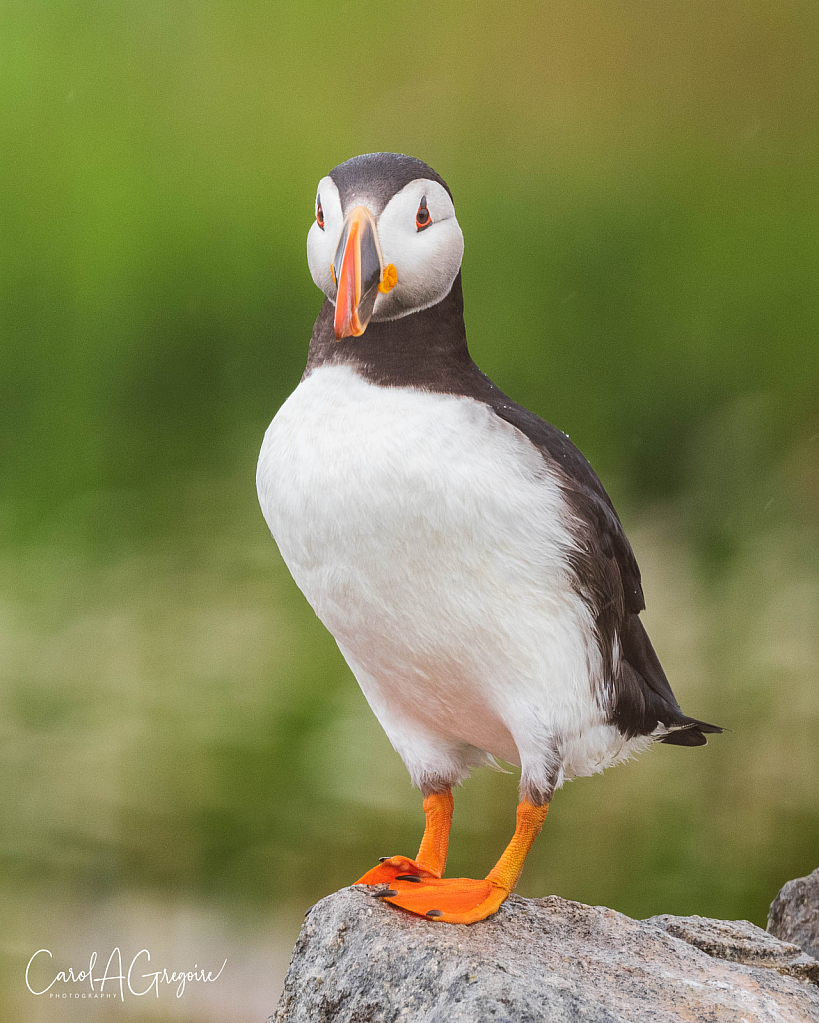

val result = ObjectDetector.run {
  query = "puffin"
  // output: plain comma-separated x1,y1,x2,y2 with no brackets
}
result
256,152,721,924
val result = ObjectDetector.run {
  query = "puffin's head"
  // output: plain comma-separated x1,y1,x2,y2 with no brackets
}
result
307,153,464,339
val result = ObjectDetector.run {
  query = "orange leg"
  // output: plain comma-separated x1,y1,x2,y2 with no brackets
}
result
354,789,454,885
375,800,548,924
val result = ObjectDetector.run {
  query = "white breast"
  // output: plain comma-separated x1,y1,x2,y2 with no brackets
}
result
257,365,620,793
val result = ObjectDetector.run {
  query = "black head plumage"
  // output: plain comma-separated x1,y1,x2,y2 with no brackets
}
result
329,152,452,217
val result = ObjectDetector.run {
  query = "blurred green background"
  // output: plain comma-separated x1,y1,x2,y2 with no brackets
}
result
2,0,818,1019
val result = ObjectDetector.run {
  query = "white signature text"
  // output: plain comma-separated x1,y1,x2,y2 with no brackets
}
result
26,948,227,1000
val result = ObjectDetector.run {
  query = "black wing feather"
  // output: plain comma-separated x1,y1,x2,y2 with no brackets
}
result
484,391,722,745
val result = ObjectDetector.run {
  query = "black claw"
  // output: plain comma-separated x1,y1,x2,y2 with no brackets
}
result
426,909,443,918
374,889,399,899
395,874,423,883
378,856,391,863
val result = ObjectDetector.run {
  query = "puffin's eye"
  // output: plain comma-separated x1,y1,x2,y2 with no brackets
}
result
316,197,325,230
415,196,431,232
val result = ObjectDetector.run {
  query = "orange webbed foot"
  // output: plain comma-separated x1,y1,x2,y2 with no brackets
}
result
354,855,439,886
362,800,548,924
355,791,454,886
372,875,509,924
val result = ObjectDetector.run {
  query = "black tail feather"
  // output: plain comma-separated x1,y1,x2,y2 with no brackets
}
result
659,719,724,747
611,614,725,747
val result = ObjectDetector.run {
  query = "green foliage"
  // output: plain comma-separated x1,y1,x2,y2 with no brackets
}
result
1,2,818,1015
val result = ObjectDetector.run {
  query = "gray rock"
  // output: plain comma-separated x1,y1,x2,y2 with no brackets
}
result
769,868,819,960
273,886,819,1022
649,912,819,984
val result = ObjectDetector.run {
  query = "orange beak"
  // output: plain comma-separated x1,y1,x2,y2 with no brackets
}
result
332,205,384,340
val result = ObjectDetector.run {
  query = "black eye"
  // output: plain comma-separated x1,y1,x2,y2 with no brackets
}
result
316,197,325,230
415,196,431,231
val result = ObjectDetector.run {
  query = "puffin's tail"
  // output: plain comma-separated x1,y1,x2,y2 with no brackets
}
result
659,718,724,747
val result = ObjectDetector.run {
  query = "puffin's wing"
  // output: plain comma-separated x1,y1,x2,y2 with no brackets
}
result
484,391,721,745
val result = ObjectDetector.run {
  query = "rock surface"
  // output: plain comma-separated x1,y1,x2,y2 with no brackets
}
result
650,913,819,985
769,868,819,960
272,885,819,1022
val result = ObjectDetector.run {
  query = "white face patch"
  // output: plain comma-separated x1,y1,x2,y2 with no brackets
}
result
372,178,464,321
305,175,464,322
306,176,343,300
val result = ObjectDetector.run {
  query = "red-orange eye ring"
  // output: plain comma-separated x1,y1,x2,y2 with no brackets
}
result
316,198,325,230
415,196,431,232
